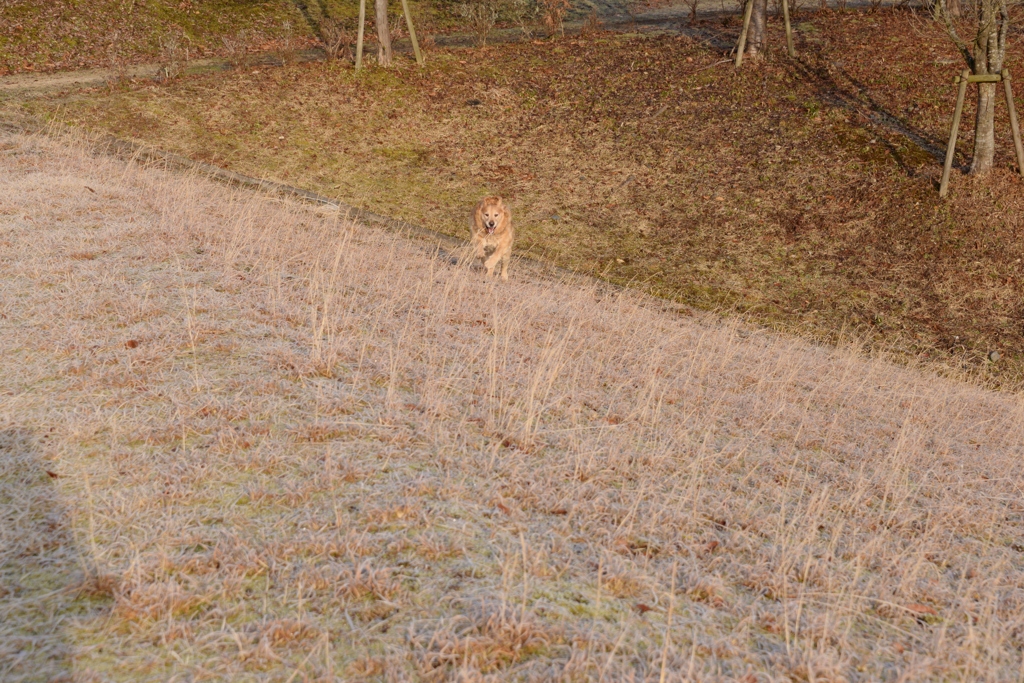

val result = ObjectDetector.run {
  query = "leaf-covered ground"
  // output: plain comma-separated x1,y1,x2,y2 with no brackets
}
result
0,0,500,77
0,0,309,76
21,9,1024,388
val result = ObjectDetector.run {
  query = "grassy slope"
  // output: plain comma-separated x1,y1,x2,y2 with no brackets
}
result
0,0,457,76
0,0,307,75
25,10,1024,390
2,131,1023,681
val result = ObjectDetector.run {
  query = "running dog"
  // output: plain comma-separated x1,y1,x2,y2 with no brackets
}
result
470,196,513,281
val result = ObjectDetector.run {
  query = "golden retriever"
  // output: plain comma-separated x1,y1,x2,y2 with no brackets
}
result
470,196,513,280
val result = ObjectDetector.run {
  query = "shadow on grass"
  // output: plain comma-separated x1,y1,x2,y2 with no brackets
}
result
0,429,107,682
291,0,336,41
675,11,951,178
789,43,951,177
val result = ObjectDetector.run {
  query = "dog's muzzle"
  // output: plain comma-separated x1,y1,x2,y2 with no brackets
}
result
486,222,496,234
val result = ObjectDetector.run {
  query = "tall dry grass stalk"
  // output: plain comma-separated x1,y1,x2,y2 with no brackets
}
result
1,130,1023,681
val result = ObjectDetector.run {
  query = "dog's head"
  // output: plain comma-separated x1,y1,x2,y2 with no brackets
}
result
477,196,506,235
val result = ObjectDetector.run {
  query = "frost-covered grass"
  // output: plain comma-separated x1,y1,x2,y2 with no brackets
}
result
1,131,1022,681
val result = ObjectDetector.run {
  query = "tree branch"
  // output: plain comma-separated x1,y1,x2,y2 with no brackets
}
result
995,0,1010,71
937,0,975,71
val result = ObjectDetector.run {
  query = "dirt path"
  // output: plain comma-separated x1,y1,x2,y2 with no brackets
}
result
0,49,329,97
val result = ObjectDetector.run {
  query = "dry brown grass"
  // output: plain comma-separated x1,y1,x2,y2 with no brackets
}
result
29,12,1024,389
2,130,1023,681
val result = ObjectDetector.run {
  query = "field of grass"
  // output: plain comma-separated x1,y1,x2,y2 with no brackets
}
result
21,9,1024,391
2,131,1023,681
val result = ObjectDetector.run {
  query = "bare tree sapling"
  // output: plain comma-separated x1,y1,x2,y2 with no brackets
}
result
937,0,1011,174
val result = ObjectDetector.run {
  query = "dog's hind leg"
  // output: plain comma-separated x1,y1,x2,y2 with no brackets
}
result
499,253,509,281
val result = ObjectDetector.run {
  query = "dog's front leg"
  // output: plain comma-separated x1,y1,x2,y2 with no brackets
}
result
482,251,502,277
471,240,486,263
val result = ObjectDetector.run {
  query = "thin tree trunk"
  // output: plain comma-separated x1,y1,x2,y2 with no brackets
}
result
970,82,997,174
375,0,392,67
746,0,768,58
968,0,1004,175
